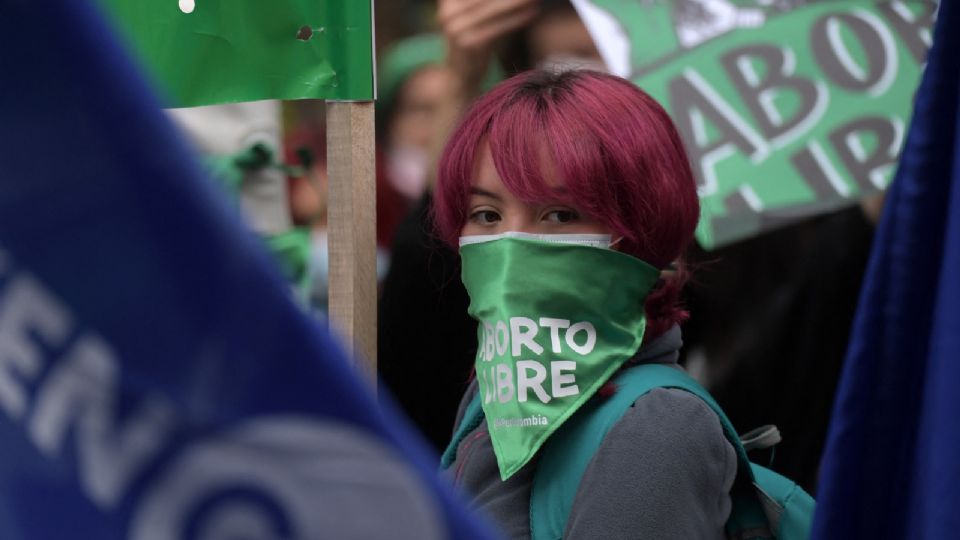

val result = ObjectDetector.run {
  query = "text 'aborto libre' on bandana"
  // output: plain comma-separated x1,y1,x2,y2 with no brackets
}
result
459,235,660,480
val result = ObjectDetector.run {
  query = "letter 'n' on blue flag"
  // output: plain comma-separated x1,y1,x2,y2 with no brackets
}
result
0,2,496,539
813,1,960,538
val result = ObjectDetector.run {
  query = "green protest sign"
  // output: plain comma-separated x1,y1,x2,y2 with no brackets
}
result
573,0,935,248
96,0,374,106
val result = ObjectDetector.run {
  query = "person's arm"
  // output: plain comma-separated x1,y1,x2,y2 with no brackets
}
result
565,388,738,539
438,0,538,91
425,0,539,190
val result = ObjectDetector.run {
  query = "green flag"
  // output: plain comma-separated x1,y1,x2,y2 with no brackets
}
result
96,0,374,106
573,0,935,249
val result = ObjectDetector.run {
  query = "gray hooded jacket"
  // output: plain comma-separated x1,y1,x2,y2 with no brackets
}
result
447,326,737,539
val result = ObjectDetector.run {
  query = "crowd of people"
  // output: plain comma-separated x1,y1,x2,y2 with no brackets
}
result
271,0,882,536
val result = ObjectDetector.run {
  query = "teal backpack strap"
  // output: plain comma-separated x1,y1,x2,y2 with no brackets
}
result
441,392,484,470
530,364,763,540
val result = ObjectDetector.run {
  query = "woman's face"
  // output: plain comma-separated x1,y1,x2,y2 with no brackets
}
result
388,65,448,152
461,144,612,237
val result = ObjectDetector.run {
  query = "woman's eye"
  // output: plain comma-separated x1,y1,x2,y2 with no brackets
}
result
470,210,501,224
544,210,578,223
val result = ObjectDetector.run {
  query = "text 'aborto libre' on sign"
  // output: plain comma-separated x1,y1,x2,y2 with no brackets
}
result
576,0,935,248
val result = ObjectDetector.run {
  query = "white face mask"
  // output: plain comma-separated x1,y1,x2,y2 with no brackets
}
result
387,146,429,200
459,231,617,249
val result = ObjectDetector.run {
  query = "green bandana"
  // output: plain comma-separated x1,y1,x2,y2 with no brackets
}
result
460,237,661,480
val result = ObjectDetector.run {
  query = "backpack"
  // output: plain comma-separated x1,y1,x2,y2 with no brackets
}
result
442,364,815,540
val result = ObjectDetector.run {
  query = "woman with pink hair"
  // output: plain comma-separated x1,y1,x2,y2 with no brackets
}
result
437,69,736,539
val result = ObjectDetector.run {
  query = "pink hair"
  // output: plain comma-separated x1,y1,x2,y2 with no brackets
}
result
434,69,700,340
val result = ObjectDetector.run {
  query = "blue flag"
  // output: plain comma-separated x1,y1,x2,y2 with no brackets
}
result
812,1,960,538
0,2,496,539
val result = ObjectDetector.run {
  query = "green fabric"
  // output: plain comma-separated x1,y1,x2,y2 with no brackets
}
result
96,0,373,106
528,363,815,540
460,238,660,480
266,228,312,304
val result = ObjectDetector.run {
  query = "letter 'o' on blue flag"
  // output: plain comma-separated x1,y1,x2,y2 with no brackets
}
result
0,2,497,539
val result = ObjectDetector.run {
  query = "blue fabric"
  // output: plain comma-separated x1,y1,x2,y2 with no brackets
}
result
812,1,960,538
0,2,495,539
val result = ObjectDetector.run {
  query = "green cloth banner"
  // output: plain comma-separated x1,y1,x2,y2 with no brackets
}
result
96,0,374,106
573,0,935,249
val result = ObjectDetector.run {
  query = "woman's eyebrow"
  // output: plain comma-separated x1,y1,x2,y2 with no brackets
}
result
469,187,503,201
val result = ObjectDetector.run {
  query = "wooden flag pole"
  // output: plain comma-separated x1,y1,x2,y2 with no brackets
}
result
326,100,377,385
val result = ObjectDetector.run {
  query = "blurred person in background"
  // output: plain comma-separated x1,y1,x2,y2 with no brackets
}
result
167,101,291,238
284,103,404,315
378,34,460,204
682,199,881,493
168,102,317,302
284,123,332,313
378,0,605,453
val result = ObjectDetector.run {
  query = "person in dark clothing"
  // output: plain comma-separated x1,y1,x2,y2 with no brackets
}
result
683,205,876,493
378,194,477,450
